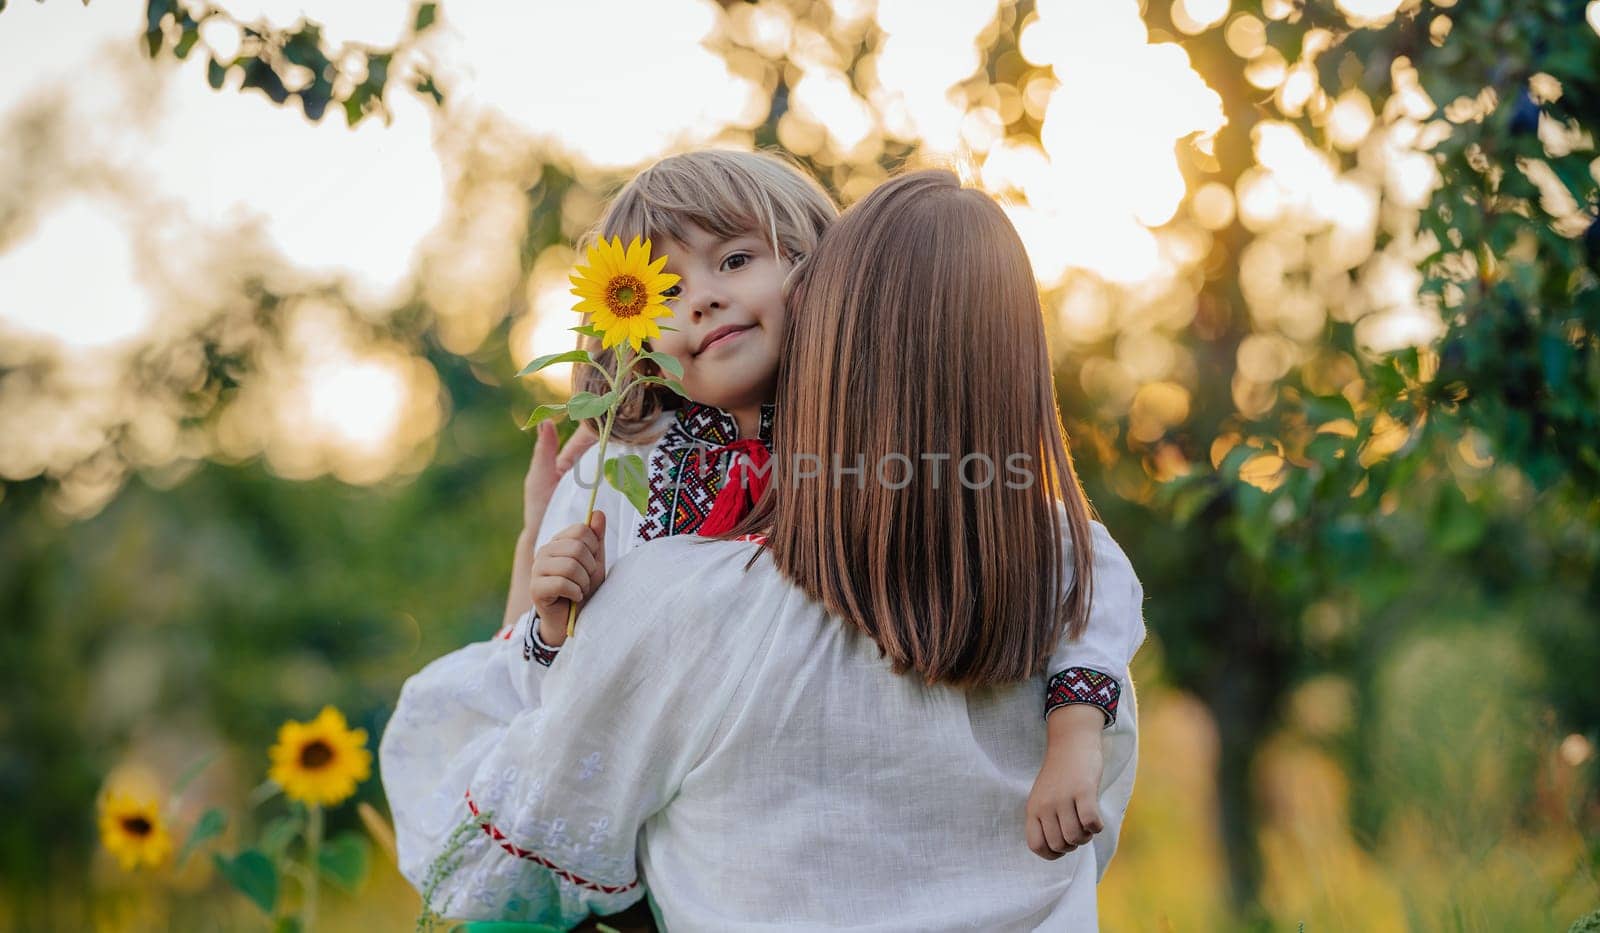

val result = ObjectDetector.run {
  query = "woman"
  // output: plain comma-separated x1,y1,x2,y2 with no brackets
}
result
380,171,1146,930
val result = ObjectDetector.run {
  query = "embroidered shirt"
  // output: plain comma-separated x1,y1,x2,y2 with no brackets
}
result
637,401,776,541
382,521,1146,930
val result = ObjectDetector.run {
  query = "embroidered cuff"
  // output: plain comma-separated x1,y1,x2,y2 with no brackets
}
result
1045,667,1121,727
522,615,561,667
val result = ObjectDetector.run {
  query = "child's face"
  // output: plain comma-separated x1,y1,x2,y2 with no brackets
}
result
649,224,787,417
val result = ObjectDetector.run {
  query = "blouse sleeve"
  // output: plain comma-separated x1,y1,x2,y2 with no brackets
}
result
378,541,762,926
1042,521,1147,727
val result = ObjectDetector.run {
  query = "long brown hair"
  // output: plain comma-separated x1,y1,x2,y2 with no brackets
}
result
574,149,837,442
733,169,1098,688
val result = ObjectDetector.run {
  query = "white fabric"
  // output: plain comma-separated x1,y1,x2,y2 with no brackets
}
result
381,521,1145,931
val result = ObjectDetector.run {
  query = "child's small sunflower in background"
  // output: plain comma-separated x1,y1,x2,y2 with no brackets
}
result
99,791,173,871
570,235,678,351
268,706,372,807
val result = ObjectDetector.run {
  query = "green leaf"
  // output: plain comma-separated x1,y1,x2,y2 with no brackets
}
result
565,391,614,421
569,324,603,339
1218,443,1257,481
415,73,444,107
173,23,199,59
517,349,591,378
171,752,217,799
521,403,568,431
631,376,689,398
604,454,649,514
207,57,228,89
176,807,226,868
414,2,437,32
214,850,278,914
272,917,302,933
258,814,302,859
316,832,371,893
1302,394,1354,426
636,350,684,380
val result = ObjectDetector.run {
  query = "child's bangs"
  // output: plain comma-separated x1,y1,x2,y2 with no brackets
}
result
604,182,766,253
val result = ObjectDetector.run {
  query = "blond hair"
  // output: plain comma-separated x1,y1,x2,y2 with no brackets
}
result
730,170,1099,688
574,150,838,441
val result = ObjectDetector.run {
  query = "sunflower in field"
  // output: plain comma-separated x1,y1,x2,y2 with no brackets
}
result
99,791,173,871
268,706,372,807
569,235,678,351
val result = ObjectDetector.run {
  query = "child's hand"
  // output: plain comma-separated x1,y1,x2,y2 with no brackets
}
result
1024,704,1106,861
529,511,607,646
522,421,599,538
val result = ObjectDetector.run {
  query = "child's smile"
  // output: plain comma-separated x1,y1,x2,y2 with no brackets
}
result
696,323,755,355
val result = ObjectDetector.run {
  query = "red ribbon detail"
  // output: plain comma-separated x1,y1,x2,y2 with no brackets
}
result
697,438,772,536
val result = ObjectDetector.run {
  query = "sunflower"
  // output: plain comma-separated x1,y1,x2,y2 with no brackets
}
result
99,791,173,871
569,235,678,351
268,706,372,807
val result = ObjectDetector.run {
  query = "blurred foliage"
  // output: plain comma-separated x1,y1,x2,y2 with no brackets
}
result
0,0,448,123
1,0,1598,930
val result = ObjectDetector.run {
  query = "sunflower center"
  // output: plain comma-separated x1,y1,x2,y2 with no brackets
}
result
605,274,648,319
300,740,335,769
121,815,153,837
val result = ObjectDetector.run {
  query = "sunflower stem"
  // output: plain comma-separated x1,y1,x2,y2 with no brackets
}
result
303,803,323,933
567,413,614,638
566,343,633,638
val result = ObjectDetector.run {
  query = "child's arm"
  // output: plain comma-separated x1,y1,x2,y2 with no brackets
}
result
1025,704,1107,860
1025,521,1147,867
500,421,596,633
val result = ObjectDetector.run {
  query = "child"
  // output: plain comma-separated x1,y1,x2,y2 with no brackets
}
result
496,149,830,654
380,168,1144,928
515,150,1134,864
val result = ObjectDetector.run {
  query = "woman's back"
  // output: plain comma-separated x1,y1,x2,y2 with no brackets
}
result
593,532,1139,931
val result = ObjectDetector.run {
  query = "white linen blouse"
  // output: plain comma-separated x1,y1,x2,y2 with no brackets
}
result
381,521,1145,931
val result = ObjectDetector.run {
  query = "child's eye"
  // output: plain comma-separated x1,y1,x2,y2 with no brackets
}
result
662,284,681,298
722,252,751,272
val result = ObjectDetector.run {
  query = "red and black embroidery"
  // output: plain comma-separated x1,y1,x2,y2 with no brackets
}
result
637,402,775,542
1045,667,1120,726
465,791,638,895
522,619,560,667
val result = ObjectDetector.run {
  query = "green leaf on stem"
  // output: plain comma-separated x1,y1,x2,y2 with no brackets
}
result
517,349,591,378
214,850,278,914
604,454,650,514
635,350,684,379
565,391,614,421
258,813,303,859
176,808,226,868
632,376,689,398
316,832,371,892
569,324,604,339
522,403,568,430
414,1,437,31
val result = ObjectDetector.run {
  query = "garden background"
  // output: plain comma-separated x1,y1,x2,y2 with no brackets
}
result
1,0,1597,929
